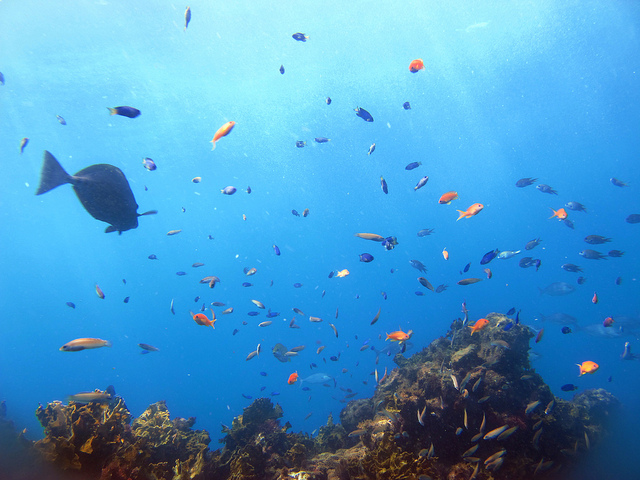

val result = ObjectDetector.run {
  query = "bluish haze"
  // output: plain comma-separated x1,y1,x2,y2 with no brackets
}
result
0,1,638,478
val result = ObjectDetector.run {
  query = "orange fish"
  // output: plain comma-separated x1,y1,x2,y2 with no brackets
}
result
603,316,614,327
439,191,459,204
386,330,412,342
442,248,449,260
191,309,216,328
210,121,235,151
288,371,299,384
456,203,484,221
577,361,599,376
336,269,350,277
468,318,489,336
60,338,112,352
95,284,105,299
549,208,567,220
484,268,492,279
409,59,425,73
591,292,598,304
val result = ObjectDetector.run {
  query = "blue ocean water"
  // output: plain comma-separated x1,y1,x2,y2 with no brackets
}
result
0,1,638,478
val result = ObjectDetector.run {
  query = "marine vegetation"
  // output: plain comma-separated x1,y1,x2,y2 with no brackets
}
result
3,314,620,479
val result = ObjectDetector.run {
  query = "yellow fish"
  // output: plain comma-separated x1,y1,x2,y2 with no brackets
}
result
336,269,350,277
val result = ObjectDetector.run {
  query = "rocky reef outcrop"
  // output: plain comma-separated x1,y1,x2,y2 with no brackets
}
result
2,313,620,479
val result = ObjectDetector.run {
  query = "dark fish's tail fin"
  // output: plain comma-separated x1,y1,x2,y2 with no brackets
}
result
36,151,72,195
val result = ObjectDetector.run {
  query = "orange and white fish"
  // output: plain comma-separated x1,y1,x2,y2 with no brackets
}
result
210,121,235,151
336,269,350,277
442,248,449,260
60,338,112,352
484,268,492,279
386,329,413,342
577,361,599,376
591,292,598,304
191,309,216,328
549,208,567,220
468,318,489,336
288,371,299,384
409,59,425,73
456,203,484,221
439,191,459,204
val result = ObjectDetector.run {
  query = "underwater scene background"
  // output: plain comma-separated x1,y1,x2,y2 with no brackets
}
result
0,1,639,479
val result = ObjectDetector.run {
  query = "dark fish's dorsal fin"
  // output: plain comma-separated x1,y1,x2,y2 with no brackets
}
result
105,225,118,234
139,210,158,217
36,151,72,195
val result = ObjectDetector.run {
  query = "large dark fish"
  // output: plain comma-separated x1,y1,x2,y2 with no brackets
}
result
539,282,575,296
36,151,156,234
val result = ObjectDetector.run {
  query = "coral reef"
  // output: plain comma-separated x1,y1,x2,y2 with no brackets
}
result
5,313,620,479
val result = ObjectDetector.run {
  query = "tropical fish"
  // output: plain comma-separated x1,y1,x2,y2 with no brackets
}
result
549,208,567,220
355,233,384,241
580,249,607,260
577,361,599,376
279,65,285,74
414,176,429,191
626,214,640,224
95,284,105,299
592,292,598,304
354,107,373,122
442,248,449,261
380,176,388,194
314,137,330,143
468,318,489,335
418,277,434,291
409,58,425,73
515,177,537,187
66,302,75,309
138,343,159,354
561,384,578,392
610,178,628,187
483,425,508,440
525,238,541,250
142,158,156,171
359,253,374,262
192,177,202,183
287,372,298,384
20,137,29,154
56,115,66,125
417,228,434,236
302,208,310,217
210,121,235,150
68,390,113,404
539,282,575,296
403,101,411,110
458,278,482,285
565,201,587,212
148,254,158,260
456,203,484,220
439,191,458,204
292,32,308,42
295,141,306,148
107,106,141,118
36,151,156,234
537,184,557,194
584,235,612,244
326,97,331,105
561,264,582,273
386,330,412,342
603,316,614,327
410,259,427,273
480,249,499,265
191,309,216,328
184,6,191,30
498,250,521,259
60,338,112,352
405,162,421,170
336,269,349,277
221,186,237,195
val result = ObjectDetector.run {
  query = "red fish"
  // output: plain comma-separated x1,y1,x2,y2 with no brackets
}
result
442,248,449,261
456,203,484,221
592,292,598,304
386,330,412,342
191,309,216,328
210,121,235,151
603,316,614,327
409,59,425,73
549,208,568,220
468,318,489,336
439,191,459,204
288,371,299,384
577,361,599,376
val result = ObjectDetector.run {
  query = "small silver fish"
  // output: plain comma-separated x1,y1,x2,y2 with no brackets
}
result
451,374,459,390
544,399,555,415
525,400,541,415
463,444,479,457
497,425,518,440
483,425,508,440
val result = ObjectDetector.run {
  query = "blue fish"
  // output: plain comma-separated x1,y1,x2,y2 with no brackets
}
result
273,244,281,255
359,253,374,262
480,249,499,265
415,291,425,296
354,106,374,122
124,296,130,303
403,101,411,110
577,276,587,285
515,310,521,324
271,391,280,396
266,311,280,318
260,386,266,391
414,176,429,191
506,307,516,316
503,322,514,331
381,291,388,300
561,326,572,334
463,263,471,273
176,271,186,276
328,271,335,278
142,157,157,171
242,394,252,399
293,283,303,288
405,162,421,170
242,282,253,287
292,209,300,216
260,371,267,376
380,176,388,194
66,302,75,309
302,387,311,391
248,311,260,316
